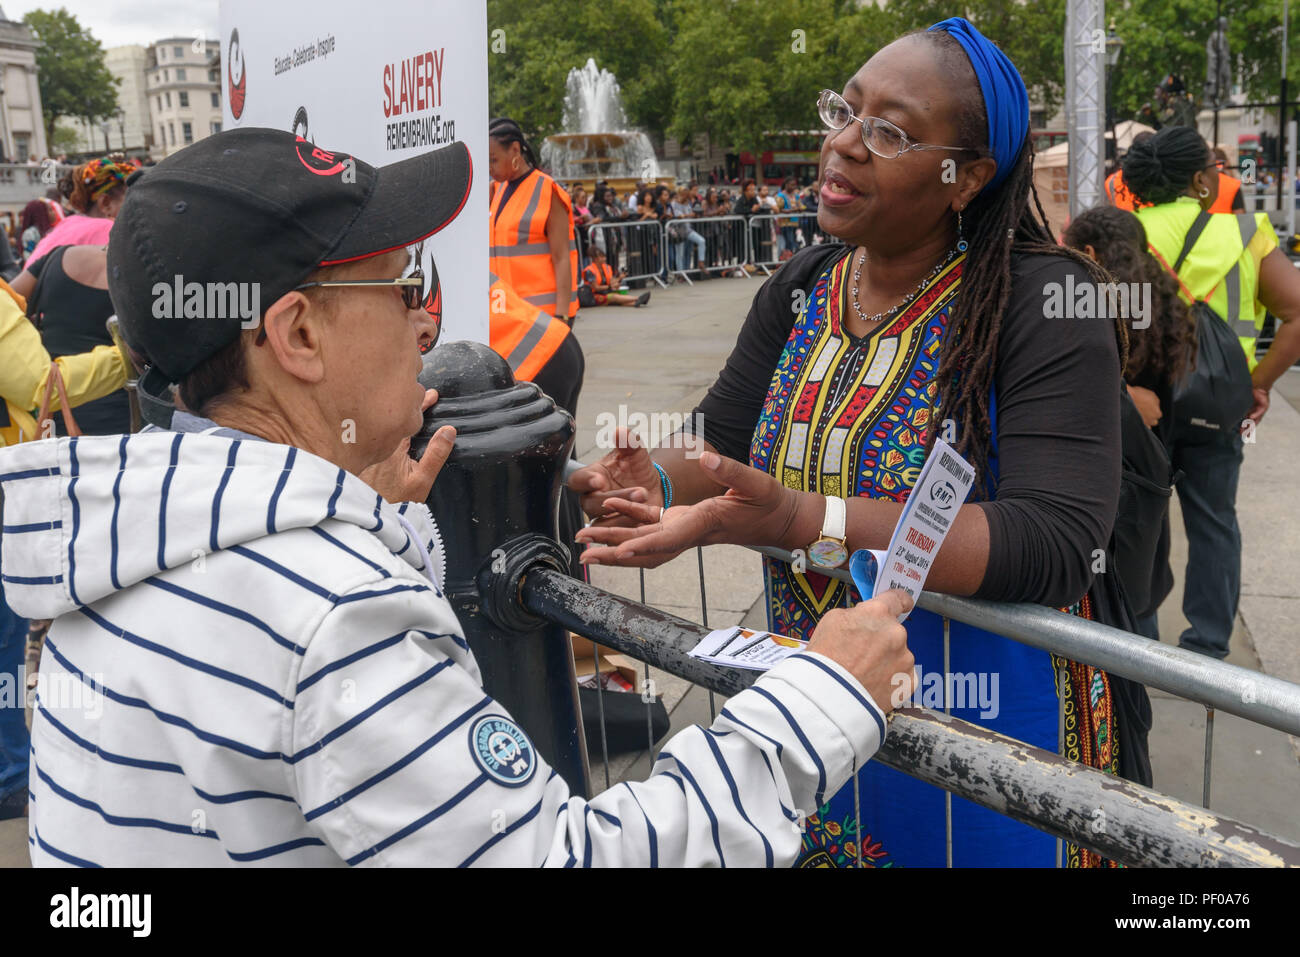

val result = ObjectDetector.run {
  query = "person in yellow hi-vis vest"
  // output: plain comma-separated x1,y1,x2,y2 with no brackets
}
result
1122,127,1300,659
0,282,126,821
487,118,580,325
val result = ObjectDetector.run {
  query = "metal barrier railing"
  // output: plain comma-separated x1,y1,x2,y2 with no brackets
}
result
756,543,1299,838
520,563,1300,867
755,546,1300,737
664,214,752,285
418,342,1300,867
745,212,822,273
587,220,668,289
548,454,1300,865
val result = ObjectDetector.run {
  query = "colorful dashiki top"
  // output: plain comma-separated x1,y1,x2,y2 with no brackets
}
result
749,251,1119,867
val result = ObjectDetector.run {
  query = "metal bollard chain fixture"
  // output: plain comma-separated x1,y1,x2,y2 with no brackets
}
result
413,340,591,797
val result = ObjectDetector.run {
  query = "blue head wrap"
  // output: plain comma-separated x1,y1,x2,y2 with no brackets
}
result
926,17,1029,192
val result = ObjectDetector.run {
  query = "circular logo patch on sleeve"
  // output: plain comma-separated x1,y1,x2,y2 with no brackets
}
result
469,716,537,787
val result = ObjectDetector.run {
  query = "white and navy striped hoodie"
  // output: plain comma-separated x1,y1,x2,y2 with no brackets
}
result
0,425,886,866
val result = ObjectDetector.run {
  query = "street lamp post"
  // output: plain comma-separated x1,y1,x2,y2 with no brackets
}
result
1206,0,1216,145
116,108,126,151
1105,21,1125,165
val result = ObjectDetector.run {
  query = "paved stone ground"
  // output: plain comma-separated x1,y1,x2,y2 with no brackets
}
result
4,271,1297,865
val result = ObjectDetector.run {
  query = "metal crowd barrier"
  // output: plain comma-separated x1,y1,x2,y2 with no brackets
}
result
414,342,1300,868
664,214,752,285
745,212,822,273
522,564,1300,867
587,220,668,289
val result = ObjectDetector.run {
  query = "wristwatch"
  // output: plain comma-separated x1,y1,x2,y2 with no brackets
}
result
807,495,848,569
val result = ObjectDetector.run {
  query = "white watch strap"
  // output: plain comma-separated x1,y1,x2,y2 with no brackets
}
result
821,495,846,541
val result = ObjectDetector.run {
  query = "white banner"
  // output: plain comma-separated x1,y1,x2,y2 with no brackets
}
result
217,0,488,344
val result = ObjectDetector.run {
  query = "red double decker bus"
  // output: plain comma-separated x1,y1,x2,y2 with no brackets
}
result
734,130,823,186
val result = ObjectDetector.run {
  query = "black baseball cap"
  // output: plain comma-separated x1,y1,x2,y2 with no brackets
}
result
108,127,471,387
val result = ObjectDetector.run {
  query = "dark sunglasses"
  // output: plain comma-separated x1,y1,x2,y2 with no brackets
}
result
294,243,435,310
256,244,441,347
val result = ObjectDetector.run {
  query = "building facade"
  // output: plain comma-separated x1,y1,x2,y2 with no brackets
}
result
145,37,221,159
66,44,153,157
0,11,47,162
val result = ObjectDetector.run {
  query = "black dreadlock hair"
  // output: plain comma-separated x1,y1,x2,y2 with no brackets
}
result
488,116,540,170
917,30,1127,493
1063,205,1196,388
1120,125,1211,207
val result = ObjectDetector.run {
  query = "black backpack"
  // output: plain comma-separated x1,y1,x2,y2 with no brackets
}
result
1160,210,1255,443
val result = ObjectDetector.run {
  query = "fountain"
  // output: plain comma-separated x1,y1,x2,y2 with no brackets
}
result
541,59,667,193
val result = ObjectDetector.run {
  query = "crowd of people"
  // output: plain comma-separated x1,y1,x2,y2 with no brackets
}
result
1,13,1299,871
563,175,825,283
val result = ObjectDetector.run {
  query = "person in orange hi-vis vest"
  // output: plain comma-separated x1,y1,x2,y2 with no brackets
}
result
1104,168,1147,212
487,270,588,579
1105,132,1155,212
487,118,580,324
580,245,649,308
488,269,583,415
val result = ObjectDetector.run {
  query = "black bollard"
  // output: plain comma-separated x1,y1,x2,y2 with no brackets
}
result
412,340,592,797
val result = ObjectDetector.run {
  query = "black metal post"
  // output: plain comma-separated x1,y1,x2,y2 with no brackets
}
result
413,341,592,796
1280,79,1290,211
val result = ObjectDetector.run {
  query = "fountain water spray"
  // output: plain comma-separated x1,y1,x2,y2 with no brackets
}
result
541,58,660,184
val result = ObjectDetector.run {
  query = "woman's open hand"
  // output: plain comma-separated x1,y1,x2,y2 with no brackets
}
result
576,451,805,568
566,426,656,524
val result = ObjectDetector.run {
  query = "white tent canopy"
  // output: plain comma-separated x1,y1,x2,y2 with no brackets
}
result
1035,120,1157,169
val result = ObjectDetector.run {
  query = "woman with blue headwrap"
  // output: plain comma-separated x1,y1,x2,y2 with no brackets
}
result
571,18,1151,867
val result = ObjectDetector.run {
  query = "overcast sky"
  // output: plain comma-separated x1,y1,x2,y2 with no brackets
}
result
3,0,220,50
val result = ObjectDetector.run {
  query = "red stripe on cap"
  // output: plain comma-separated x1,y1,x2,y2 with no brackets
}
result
318,147,474,266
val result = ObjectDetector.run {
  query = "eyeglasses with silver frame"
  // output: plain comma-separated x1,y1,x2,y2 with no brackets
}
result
817,89,976,160
294,242,433,312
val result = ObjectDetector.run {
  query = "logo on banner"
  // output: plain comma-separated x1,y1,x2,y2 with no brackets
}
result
228,28,246,120
469,715,536,787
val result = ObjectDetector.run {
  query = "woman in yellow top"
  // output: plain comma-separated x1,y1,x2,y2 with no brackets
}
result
487,118,579,326
1,285,126,821
0,285,127,448
1122,126,1300,658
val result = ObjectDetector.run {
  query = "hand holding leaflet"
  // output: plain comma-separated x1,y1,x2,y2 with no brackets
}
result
850,438,974,620
687,440,973,670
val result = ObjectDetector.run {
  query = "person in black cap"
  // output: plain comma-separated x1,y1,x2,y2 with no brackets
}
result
0,127,915,867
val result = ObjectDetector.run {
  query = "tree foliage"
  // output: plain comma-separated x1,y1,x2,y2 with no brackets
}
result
487,0,671,146
666,0,891,158
49,123,83,156
24,8,121,143
1107,0,1299,123
486,0,1296,155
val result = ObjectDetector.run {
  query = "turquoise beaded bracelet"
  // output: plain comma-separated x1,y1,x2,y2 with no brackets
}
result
652,462,673,508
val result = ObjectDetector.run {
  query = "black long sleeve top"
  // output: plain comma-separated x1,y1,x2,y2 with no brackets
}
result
690,243,1122,608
